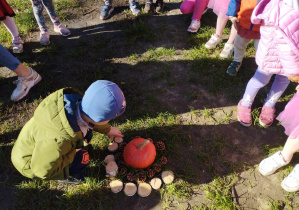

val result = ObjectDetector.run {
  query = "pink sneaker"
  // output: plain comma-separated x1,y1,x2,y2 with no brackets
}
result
259,105,275,128
237,100,252,127
54,24,71,36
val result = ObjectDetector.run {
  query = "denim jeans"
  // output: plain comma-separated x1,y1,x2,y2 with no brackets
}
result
0,44,20,71
31,0,60,32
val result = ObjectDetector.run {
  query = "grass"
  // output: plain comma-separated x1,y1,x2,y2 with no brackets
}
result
0,2,298,209
203,174,239,210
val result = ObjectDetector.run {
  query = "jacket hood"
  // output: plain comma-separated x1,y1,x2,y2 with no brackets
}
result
33,88,82,139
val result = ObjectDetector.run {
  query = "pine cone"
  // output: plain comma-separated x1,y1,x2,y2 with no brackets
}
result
147,169,155,178
153,163,162,173
115,152,123,161
137,171,147,182
119,142,127,150
147,138,154,143
160,156,167,165
119,166,128,175
127,172,137,182
155,141,165,151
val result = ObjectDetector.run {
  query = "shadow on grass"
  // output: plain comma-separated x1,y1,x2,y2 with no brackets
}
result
5,120,297,209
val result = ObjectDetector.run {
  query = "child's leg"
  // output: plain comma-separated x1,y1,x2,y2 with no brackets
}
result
2,16,20,40
192,0,208,20
241,67,273,107
0,44,21,71
2,16,24,53
234,34,251,62
281,137,299,162
215,16,228,38
69,149,90,178
264,75,290,108
41,0,60,26
180,0,195,15
31,0,48,32
226,23,237,45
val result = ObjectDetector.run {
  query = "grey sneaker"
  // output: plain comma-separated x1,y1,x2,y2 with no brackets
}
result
100,5,114,20
12,36,24,53
40,31,50,45
11,68,42,101
227,61,242,76
129,1,141,16
144,1,153,13
54,24,71,36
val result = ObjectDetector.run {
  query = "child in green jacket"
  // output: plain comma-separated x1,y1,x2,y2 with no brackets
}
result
11,80,126,183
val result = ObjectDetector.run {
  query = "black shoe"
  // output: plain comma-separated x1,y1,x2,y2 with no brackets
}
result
144,1,153,13
155,1,165,13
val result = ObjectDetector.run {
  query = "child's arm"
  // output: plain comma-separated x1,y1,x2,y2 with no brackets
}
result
107,127,124,141
227,0,241,29
93,123,123,141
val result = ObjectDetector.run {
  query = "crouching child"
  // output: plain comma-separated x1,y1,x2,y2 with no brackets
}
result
11,80,126,184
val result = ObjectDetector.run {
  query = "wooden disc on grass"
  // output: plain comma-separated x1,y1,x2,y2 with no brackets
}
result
108,142,118,152
104,155,115,164
162,171,174,184
114,137,123,143
138,183,152,197
106,161,118,177
124,182,137,196
110,180,123,193
150,178,162,190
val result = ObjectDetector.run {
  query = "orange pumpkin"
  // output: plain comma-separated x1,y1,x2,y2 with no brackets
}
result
123,138,156,169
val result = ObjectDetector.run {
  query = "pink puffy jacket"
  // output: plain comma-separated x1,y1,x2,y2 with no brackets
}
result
251,0,299,76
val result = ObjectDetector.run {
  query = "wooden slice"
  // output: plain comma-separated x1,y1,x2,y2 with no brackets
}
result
106,161,118,177
124,182,137,196
110,180,123,193
161,171,174,184
104,155,115,164
108,142,118,152
114,137,124,143
150,178,162,190
138,183,152,197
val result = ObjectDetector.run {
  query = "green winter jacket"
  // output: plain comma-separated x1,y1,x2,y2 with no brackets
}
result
11,88,111,180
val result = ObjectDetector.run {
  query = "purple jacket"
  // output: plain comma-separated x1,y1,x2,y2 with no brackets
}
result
251,0,299,76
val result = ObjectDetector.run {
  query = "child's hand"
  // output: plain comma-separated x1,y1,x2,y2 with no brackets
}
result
107,127,124,141
229,16,239,30
288,75,299,83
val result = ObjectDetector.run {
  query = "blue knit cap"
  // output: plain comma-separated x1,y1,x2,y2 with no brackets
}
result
80,80,126,122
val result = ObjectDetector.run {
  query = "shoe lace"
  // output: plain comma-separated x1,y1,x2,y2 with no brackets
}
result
13,78,25,90
13,78,21,85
